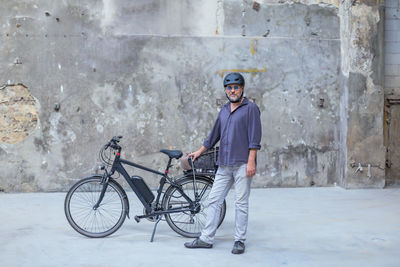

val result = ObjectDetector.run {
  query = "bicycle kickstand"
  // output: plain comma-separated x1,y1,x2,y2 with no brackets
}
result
150,216,162,242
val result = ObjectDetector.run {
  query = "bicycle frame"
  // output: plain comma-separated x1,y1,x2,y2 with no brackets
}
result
106,151,197,219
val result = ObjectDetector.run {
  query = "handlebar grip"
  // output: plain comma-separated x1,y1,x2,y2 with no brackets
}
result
112,136,123,143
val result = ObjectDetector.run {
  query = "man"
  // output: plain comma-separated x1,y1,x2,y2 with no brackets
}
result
184,72,262,254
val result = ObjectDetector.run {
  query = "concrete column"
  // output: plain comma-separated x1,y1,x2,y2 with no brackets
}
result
339,0,386,188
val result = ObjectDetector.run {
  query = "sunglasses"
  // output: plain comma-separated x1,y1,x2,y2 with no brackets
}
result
226,85,241,90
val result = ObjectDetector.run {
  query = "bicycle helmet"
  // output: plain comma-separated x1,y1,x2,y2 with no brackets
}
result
224,72,245,103
223,72,245,87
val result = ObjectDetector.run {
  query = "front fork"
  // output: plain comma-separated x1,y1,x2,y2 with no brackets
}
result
93,169,110,210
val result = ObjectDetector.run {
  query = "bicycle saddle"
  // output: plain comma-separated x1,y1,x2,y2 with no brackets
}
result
160,149,183,159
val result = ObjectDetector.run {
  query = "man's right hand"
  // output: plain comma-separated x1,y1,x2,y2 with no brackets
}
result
188,146,207,162
188,150,202,162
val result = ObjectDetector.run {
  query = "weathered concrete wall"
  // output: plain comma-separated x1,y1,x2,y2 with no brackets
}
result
339,0,386,188
0,0,384,191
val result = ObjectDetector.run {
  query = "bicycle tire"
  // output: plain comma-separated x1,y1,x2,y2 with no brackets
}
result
162,175,226,238
64,176,128,238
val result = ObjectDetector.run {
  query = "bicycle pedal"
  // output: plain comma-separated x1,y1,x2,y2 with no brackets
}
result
134,216,140,223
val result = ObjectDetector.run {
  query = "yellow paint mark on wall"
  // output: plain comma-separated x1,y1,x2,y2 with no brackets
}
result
250,39,257,55
216,68,267,77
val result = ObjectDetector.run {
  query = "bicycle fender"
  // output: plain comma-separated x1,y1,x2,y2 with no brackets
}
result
174,174,214,184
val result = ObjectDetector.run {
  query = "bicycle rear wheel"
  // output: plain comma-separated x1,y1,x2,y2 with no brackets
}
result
64,176,128,238
162,175,226,238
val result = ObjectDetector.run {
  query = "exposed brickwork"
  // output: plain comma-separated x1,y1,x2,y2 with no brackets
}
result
0,84,38,144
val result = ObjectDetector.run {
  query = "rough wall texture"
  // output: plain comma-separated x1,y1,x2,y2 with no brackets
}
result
0,84,38,144
0,0,385,191
339,0,386,188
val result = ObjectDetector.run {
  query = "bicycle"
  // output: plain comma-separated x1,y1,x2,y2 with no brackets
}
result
64,136,226,242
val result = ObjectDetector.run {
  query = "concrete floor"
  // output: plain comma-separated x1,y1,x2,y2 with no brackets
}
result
1,187,400,267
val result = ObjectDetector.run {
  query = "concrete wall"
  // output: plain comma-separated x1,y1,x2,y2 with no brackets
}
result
0,0,385,192
339,0,386,188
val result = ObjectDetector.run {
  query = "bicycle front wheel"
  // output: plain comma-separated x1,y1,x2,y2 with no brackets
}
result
162,175,226,238
64,176,128,238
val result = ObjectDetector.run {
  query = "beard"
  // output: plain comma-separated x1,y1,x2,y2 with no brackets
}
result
225,91,243,103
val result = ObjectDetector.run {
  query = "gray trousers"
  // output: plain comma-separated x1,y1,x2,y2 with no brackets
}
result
199,164,252,244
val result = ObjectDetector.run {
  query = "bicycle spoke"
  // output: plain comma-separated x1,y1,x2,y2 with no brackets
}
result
163,176,224,237
198,183,210,200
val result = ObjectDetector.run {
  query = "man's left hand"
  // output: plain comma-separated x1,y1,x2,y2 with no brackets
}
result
246,160,256,178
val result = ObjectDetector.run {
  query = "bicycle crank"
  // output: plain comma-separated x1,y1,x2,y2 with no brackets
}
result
143,207,157,222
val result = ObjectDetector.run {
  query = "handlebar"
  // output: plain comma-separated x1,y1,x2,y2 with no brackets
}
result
99,136,123,166
104,136,123,150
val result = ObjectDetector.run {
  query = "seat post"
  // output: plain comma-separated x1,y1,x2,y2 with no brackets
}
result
165,158,173,173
